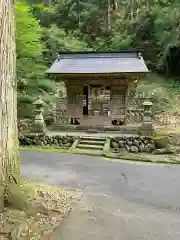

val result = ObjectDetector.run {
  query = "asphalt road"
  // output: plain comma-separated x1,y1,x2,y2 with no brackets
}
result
20,150,180,240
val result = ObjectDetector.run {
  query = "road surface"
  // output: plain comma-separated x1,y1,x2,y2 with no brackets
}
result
20,150,180,240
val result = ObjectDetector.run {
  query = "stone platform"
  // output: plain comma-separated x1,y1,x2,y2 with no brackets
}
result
47,130,139,138
48,124,141,135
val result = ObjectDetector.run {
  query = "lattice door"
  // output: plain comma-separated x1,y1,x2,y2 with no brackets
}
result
111,86,126,116
88,85,110,116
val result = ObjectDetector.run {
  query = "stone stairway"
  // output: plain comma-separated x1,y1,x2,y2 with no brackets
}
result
74,136,106,155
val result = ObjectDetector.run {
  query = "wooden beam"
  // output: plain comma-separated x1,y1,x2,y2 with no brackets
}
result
48,72,147,81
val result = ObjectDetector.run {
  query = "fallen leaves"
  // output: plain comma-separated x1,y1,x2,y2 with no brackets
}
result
0,181,74,239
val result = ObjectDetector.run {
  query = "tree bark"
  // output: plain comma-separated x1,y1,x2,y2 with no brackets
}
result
0,0,20,211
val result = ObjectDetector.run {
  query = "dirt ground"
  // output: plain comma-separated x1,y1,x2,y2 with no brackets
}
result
0,181,73,239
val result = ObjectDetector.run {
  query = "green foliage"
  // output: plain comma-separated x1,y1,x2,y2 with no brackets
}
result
16,1,56,119
43,25,89,65
19,0,180,76
29,0,180,76
16,2,44,59
16,0,180,119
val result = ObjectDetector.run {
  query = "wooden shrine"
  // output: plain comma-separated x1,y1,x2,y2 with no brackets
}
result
46,50,148,128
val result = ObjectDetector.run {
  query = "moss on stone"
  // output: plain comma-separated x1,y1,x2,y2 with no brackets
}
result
152,135,169,149
18,134,75,148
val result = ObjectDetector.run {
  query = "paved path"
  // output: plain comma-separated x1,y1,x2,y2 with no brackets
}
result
20,150,180,240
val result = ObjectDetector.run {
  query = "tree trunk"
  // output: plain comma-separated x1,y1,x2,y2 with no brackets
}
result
0,0,20,212
106,0,112,32
76,0,80,28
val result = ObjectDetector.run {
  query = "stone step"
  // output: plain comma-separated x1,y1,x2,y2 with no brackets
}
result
80,140,105,146
80,136,106,141
76,144,104,150
73,148,103,156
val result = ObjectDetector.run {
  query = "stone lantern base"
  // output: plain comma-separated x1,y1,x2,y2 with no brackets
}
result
139,122,155,137
31,120,47,134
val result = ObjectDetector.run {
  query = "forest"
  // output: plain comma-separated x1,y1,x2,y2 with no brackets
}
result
16,0,180,119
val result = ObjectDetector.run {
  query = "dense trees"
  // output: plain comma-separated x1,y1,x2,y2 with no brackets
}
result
26,0,180,76
16,0,180,119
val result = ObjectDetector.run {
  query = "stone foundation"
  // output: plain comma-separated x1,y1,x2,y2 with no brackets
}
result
111,136,155,153
19,134,75,148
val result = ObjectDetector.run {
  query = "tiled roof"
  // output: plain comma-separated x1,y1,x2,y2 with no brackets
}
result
46,51,149,74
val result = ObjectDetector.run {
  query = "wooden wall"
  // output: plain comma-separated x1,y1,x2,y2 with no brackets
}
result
62,76,135,125
66,85,82,118
111,85,126,119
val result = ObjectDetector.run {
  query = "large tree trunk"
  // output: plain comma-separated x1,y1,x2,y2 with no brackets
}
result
0,0,20,211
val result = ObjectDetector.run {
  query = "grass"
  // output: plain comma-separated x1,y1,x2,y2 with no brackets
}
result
19,146,71,154
19,145,180,165
156,125,180,135
139,73,180,113
136,74,180,131
0,181,74,239
106,151,180,164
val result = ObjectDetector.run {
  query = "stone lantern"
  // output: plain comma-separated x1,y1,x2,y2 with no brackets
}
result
31,96,47,133
139,96,155,136
142,98,153,122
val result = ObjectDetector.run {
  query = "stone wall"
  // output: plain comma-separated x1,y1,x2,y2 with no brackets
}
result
18,119,33,134
111,136,155,153
19,134,75,148
55,97,68,124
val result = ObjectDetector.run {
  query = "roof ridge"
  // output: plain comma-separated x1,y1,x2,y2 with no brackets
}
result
58,49,142,54
57,51,142,61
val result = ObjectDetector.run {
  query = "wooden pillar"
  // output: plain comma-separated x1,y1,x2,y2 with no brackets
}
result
124,83,129,124
125,78,138,124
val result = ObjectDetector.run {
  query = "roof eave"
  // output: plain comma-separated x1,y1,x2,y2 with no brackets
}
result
46,71,149,76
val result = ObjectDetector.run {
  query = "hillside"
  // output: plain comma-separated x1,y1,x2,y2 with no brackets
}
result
138,74,180,127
